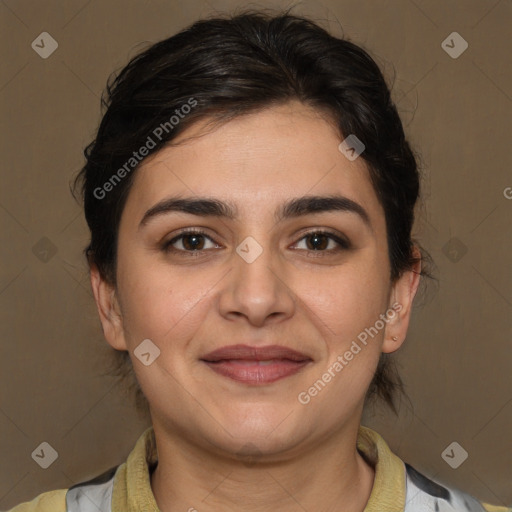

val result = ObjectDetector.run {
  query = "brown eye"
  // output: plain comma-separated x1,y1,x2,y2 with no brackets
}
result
294,231,350,252
180,233,206,250
305,233,329,250
163,229,219,254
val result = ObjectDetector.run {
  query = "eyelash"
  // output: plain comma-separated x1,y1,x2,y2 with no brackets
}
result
161,228,351,258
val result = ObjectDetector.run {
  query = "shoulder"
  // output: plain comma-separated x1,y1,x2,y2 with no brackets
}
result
5,464,119,512
482,505,512,512
5,427,149,512
404,463,511,512
4,489,67,512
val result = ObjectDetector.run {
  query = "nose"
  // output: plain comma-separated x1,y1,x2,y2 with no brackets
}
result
218,237,296,327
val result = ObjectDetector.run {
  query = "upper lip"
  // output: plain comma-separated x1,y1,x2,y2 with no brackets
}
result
201,344,312,362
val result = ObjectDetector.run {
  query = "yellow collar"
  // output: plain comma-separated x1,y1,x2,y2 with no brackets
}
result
111,424,406,512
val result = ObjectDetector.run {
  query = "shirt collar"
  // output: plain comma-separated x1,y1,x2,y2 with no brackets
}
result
111,424,406,512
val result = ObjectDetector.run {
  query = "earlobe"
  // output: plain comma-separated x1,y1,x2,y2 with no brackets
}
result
382,247,422,353
90,265,127,351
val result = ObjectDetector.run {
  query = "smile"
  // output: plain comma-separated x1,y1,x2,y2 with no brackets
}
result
200,344,313,385
202,359,311,384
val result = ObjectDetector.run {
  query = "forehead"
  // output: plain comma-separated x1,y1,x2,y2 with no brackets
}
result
123,101,385,227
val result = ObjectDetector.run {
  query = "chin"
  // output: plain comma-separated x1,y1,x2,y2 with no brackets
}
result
209,405,305,451
222,400,297,432
208,426,305,463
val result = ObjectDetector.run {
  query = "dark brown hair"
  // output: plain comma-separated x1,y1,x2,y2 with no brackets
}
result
73,9,431,418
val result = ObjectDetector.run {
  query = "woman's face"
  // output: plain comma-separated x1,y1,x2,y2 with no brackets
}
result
93,100,417,459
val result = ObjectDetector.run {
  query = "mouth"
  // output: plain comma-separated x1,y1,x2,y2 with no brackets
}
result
200,344,313,385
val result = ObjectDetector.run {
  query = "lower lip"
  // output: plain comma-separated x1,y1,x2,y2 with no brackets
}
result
202,360,311,384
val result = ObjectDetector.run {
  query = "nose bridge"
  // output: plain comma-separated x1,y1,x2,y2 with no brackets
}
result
220,232,295,325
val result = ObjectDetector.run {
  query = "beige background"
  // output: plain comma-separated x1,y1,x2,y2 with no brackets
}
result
1,0,511,509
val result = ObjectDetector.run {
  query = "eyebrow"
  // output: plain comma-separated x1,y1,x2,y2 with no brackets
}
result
138,194,372,230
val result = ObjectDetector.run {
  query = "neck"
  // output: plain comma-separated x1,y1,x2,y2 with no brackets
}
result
150,422,375,512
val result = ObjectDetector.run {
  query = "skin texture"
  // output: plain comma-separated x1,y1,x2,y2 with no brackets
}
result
91,101,421,512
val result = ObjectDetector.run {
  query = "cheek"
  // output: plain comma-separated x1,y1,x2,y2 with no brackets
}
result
298,259,390,340
115,254,218,348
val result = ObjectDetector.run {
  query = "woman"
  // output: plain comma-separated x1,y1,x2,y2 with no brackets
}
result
9,10,510,512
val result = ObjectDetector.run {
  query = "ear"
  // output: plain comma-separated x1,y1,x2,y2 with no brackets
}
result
90,264,127,351
382,246,422,354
